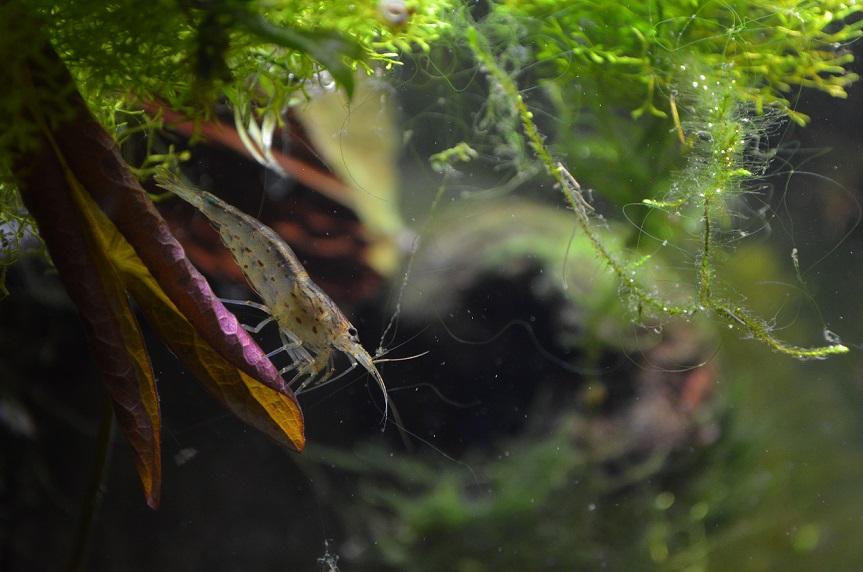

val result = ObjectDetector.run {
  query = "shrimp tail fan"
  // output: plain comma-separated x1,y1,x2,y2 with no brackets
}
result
154,169,206,209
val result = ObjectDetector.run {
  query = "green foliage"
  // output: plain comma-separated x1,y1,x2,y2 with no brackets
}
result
461,0,863,213
329,415,773,570
37,0,452,116
0,0,858,356
430,142,479,174
494,0,863,125
460,0,857,358
0,0,452,291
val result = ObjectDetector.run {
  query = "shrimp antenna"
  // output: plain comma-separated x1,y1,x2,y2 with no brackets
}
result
364,384,480,481
373,350,430,364
373,325,431,359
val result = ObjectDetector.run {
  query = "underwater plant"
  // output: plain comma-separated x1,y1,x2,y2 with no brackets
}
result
0,4,860,569
463,0,859,358
0,0,451,510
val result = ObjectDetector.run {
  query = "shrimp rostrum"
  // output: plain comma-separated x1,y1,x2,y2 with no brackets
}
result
155,171,389,418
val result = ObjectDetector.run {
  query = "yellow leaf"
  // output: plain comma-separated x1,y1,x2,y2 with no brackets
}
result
71,174,305,452
62,168,163,507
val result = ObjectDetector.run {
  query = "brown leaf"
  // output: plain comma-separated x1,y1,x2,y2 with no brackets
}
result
143,99,355,207
15,136,163,508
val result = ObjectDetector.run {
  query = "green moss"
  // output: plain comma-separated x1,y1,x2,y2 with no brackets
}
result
0,0,857,358
0,0,453,290
493,0,862,125
463,1,856,358
34,0,453,115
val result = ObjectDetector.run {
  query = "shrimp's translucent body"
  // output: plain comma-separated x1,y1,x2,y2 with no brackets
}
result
155,172,388,418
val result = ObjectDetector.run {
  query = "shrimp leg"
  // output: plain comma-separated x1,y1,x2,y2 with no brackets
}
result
266,340,302,358
287,368,315,389
243,316,275,334
277,330,313,364
279,362,302,376
219,298,270,313
298,362,358,395
297,357,335,393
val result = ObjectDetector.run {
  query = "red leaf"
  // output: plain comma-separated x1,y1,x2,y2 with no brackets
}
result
48,87,291,400
77,183,305,451
142,99,355,207
15,136,163,508
10,40,305,507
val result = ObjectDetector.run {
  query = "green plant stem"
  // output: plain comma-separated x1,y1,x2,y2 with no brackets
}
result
699,197,847,358
691,77,848,359
714,305,849,358
67,394,115,572
699,194,712,305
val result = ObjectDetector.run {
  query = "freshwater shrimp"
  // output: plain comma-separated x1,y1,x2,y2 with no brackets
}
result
154,170,389,419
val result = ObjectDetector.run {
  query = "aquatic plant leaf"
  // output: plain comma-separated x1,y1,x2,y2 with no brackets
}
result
144,100,356,208
44,76,292,399
15,137,162,509
295,77,404,276
235,13,362,97
39,42,305,450
9,39,304,509
73,181,305,451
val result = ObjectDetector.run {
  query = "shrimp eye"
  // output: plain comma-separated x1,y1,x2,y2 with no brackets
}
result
348,326,358,338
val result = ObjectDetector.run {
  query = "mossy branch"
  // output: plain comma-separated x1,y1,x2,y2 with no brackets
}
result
714,305,849,359
686,71,848,359
467,25,848,360
467,28,689,319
